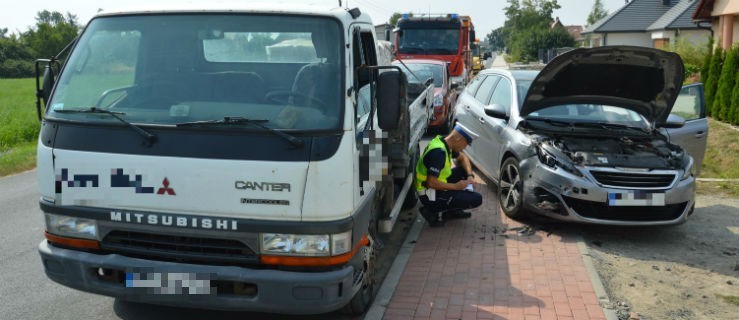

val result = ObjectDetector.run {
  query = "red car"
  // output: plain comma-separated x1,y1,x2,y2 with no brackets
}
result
394,59,459,132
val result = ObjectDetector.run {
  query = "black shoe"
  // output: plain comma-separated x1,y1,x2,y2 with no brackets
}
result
442,209,472,220
419,207,445,227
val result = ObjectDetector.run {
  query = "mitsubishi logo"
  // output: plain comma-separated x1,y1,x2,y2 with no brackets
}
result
157,178,176,195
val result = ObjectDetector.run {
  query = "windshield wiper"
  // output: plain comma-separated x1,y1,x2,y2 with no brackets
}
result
53,107,157,145
575,122,650,133
525,118,574,127
176,116,304,148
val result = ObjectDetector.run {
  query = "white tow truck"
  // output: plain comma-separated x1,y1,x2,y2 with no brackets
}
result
34,2,432,315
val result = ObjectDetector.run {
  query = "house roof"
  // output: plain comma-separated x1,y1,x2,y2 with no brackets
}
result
583,0,699,34
692,0,715,20
566,25,584,40
648,0,700,30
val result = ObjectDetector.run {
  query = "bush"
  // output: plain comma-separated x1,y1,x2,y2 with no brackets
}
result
700,38,714,82
704,45,724,116
714,46,739,121
731,63,739,125
0,59,34,78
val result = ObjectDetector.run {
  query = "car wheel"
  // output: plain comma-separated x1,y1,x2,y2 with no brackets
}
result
342,236,376,314
499,157,525,219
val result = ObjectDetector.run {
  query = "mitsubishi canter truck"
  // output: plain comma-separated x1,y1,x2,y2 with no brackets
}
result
34,3,432,315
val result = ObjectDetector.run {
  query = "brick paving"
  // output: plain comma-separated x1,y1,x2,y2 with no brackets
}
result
382,180,607,320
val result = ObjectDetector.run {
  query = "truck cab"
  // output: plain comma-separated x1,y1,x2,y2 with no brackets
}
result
35,3,431,315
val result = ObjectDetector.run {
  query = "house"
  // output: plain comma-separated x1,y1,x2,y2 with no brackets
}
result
374,23,393,42
582,0,711,49
693,0,739,49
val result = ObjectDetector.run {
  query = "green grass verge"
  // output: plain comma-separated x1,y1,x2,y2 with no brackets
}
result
716,294,739,306
701,118,739,179
0,141,37,177
0,78,39,152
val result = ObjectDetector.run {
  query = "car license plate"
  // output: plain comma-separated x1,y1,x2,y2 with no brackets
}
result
608,191,665,206
125,272,214,294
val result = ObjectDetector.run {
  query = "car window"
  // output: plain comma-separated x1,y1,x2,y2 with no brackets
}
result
516,80,533,107
529,104,646,126
465,75,485,95
672,85,703,120
474,76,498,104
488,77,511,111
396,63,444,88
356,84,371,126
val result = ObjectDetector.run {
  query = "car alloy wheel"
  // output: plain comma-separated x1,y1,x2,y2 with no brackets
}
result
499,157,524,218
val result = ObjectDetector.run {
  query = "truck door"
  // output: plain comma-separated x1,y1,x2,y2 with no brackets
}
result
664,83,708,176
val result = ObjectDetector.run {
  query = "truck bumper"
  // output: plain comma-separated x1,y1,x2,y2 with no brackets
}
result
38,240,356,314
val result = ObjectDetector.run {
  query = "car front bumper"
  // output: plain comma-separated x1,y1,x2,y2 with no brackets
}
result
519,158,695,226
38,240,356,314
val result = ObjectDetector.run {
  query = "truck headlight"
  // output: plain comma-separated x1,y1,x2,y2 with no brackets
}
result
45,214,98,240
260,230,352,256
433,94,443,107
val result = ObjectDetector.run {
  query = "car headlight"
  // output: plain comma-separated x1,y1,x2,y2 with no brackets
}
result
45,214,98,240
433,94,443,107
680,156,695,181
536,146,582,177
260,230,352,256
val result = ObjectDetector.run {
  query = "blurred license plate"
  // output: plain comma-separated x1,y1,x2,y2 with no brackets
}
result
608,191,665,206
125,272,213,294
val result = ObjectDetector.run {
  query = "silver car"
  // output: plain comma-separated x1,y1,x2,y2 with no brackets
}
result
454,46,708,225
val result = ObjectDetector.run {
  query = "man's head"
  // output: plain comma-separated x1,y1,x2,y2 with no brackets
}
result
445,123,478,152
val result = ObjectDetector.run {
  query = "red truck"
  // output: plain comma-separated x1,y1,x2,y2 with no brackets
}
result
393,14,475,87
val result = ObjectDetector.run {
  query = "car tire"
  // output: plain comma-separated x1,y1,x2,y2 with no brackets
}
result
499,157,526,219
342,237,375,315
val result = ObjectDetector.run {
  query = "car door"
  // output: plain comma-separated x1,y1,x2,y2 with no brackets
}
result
479,75,513,180
663,83,708,175
454,74,487,161
464,75,499,177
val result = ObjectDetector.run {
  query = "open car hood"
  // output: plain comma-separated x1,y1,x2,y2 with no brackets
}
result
521,46,684,125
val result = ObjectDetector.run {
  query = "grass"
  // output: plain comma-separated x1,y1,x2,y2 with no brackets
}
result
701,118,739,179
0,141,37,177
0,78,39,152
716,294,739,306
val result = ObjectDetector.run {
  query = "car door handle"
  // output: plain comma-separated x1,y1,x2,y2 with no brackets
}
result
479,117,486,124
694,131,706,138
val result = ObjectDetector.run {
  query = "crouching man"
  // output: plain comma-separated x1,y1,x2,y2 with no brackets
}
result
415,124,483,227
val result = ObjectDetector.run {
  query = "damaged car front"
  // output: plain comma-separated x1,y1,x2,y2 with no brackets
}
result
488,46,696,225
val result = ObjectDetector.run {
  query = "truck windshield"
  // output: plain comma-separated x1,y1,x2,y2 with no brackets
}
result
397,28,459,55
47,14,343,130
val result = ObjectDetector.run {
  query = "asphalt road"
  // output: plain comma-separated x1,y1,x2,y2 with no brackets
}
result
0,170,416,320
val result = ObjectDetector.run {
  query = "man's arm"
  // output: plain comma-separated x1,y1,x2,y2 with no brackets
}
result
426,175,469,191
456,152,474,178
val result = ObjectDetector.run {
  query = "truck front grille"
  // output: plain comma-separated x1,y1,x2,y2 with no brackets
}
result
589,171,676,188
101,231,258,266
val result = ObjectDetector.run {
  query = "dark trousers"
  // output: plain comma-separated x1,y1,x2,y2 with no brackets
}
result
419,167,483,214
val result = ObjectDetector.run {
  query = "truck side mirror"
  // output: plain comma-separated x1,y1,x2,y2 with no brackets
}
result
384,29,391,42
377,70,406,130
35,60,57,121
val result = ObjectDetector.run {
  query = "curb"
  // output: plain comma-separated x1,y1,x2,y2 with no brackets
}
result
577,238,620,320
363,213,425,320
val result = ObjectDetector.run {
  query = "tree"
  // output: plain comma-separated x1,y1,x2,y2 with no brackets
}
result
704,45,723,117
714,45,738,121
486,27,505,52
501,0,571,62
23,10,80,59
700,37,714,83
587,0,608,26
388,12,402,26
731,59,739,124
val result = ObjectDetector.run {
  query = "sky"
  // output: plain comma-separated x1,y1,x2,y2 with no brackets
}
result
1,0,628,37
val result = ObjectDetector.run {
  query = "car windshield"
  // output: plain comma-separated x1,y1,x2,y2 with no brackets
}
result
396,63,444,88
47,14,343,130
527,105,649,129
397,28,459,54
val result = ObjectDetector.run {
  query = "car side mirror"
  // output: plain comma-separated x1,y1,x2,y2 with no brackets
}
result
377,70,406,130
662,114,685,128
484,104,508,121
450,82,460,90
424,78,434,87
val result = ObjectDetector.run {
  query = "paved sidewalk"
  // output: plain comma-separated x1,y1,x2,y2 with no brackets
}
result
380,180,608,320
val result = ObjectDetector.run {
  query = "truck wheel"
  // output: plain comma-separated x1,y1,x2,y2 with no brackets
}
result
343,236,376,315
402,143,420,210
499,157,526,219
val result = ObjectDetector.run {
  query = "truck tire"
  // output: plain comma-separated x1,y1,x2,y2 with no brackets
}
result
402,143,420,210
343,237,376,315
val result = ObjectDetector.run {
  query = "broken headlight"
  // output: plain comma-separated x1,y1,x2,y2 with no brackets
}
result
536,145,582,177
680,156,695,181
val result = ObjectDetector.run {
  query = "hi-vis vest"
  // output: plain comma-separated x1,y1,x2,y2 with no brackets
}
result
415,135,452,191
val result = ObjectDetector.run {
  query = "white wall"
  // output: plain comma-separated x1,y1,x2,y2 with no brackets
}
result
677,30,712,47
